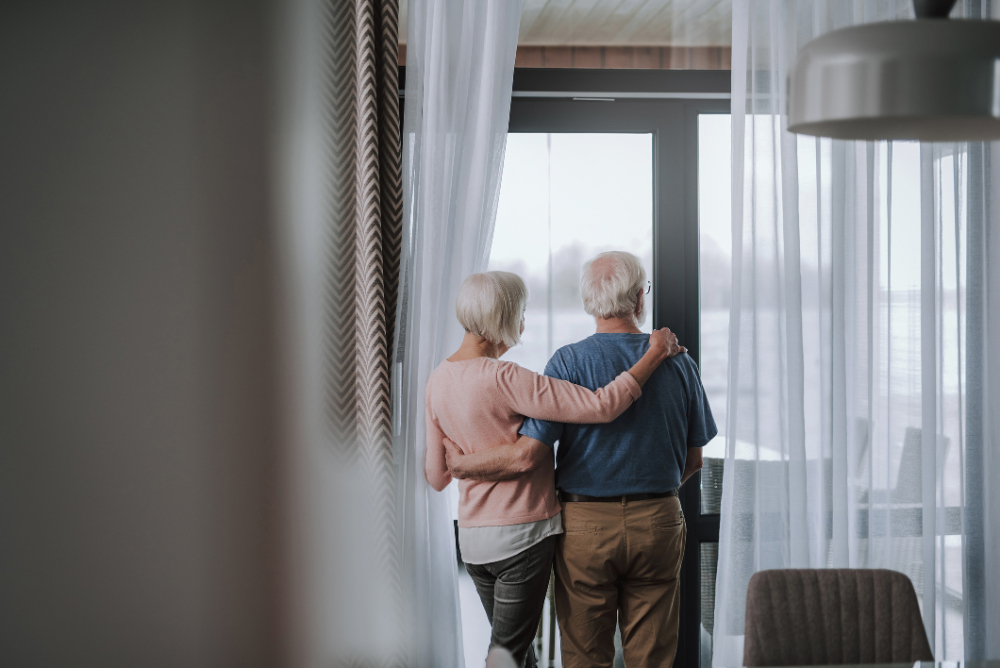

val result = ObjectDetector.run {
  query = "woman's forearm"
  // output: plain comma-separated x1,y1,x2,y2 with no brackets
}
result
496,327,683,425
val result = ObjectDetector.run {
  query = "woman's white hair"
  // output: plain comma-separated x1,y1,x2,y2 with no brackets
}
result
455,271,528,348
580,251,647,324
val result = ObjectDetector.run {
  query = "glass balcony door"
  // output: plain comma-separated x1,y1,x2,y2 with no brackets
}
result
452,86,731,668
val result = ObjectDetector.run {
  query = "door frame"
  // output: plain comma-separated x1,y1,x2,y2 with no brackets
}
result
506,69,729,668
398,66,731,668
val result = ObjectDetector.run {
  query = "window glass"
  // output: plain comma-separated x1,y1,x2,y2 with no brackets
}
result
698,114,732,513
489,133,654,373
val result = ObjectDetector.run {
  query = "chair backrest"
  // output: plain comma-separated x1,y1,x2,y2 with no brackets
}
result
743,568,933,666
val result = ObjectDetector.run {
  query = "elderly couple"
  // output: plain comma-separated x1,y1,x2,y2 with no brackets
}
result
425,251,717,668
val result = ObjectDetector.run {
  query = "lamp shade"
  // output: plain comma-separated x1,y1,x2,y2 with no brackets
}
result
787,20,1000,141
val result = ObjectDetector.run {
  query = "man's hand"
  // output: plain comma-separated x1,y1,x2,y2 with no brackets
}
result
443,438,469,478
649,326,687,359
442,435,551,482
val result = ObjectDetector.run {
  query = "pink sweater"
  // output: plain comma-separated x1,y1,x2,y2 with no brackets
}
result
425,357,642,528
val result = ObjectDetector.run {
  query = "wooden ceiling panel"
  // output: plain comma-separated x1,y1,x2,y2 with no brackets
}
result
398,0,732,47
618,0,731,46
520,0,583,45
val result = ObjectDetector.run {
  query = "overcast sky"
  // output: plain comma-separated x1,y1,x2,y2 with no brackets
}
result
488,117,941,305
489,132,654,275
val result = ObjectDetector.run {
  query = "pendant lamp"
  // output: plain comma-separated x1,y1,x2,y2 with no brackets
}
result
787,0,1000,141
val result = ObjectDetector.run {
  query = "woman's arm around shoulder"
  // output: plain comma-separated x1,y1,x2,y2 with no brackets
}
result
493,361,634,424
494,328,683,424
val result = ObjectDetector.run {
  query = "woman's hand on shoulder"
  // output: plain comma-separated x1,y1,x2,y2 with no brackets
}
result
626,327,685,386
649,327,686,360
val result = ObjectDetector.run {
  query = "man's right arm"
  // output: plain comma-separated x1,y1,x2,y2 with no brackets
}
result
445,354,567,482
678,355,715,487
444,435,551,481
680,447,703,485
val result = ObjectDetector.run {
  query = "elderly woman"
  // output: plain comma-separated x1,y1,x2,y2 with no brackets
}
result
424,271,680,668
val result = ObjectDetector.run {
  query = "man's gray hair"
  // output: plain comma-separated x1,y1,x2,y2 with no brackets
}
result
455,271,528,348
580,251,647,324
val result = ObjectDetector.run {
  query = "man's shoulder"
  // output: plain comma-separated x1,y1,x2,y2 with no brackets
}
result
669,352,702,380
560,333,653,360
653,353,705,402
552,336,597,357
547,337,601,373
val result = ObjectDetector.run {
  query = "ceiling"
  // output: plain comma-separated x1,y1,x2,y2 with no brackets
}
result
398,0,732,47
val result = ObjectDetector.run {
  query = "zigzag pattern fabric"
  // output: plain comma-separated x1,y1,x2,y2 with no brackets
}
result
325,0,401,460
323,1,402,664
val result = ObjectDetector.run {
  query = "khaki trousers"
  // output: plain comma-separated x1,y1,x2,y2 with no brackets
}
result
555,496,686,668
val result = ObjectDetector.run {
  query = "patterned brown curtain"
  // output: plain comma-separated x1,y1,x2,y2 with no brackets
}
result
325,3,403,656
326,0,401,465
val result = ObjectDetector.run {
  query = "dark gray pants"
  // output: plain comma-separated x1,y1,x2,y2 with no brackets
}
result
465,535,557,668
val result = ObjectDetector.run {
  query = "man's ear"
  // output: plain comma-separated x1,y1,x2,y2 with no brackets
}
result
635,291,644,317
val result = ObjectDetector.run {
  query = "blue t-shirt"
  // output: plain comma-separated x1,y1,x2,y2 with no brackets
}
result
520,333,717,496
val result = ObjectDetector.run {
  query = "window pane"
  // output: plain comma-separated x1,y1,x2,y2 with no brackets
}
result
698,113,732,514
489,133,654,373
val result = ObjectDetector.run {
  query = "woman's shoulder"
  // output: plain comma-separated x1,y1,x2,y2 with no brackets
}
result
493,359,537,388
493,358,527,376
428,357,503,385
425,362,450,394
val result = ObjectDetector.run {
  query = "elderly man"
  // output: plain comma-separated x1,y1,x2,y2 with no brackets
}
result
444,251,716,668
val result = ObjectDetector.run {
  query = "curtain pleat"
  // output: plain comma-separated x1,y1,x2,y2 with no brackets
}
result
715,1,999,664
325,0,401,460
324,0,403,665
391,2,524,666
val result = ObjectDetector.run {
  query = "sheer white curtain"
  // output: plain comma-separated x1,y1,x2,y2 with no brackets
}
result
392,1,522,666
714,1,1000,664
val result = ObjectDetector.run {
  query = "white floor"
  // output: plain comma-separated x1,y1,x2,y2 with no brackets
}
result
458,567,493,668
